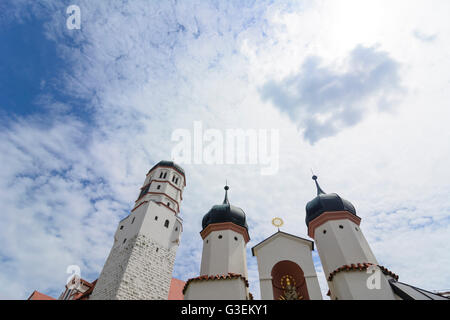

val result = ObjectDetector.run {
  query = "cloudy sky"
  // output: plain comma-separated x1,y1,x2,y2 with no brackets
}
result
1,0,449,299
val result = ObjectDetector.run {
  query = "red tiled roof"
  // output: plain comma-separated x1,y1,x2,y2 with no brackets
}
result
327,263,399,282
168,278,185,300
27,290,55,300
182,273,249,294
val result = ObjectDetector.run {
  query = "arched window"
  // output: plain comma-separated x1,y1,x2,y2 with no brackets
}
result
164,220,169,228
271,260,310,300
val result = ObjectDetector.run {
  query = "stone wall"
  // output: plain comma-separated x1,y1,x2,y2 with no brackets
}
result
90,234,176,300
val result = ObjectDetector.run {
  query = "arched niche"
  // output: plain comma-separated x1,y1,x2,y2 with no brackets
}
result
271,260,310,300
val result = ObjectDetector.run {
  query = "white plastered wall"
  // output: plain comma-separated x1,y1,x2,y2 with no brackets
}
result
253,233,323,300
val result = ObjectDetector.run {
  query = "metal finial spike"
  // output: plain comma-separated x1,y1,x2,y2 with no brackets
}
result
223,184,230,204
312,175,326,195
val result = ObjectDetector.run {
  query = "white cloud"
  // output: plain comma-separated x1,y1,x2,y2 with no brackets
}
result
1,0,450,299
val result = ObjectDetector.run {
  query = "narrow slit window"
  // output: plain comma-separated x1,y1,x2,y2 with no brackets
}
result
164,220,169,228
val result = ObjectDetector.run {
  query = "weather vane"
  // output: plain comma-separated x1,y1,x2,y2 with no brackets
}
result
272,217,284,231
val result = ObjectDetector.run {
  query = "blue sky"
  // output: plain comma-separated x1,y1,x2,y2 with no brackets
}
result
1,0,450,300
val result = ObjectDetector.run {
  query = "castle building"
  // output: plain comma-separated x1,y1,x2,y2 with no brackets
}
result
28,161,449,300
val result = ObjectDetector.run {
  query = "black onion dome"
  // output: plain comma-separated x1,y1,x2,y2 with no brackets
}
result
202,186,248,230
150,160,185,176
305,175,357,226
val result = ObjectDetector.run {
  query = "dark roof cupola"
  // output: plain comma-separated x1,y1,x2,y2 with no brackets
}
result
202,185,248,231
305,175,357,226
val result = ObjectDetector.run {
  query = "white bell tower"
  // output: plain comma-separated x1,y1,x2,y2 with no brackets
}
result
90,161,186,300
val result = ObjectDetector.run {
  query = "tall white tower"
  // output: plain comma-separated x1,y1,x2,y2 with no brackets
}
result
305,176,396,300
183,186,251,300
91,161,186,300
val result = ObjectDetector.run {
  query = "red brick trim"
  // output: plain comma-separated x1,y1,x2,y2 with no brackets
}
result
308,211,361,238
135,192,180,212
131,201,148,212
327,263,399,282
140,179,183,196
131,201,177,214
200,222,250,243
182,273,249,294
131,200,178,215
147,166,186,186
155,201,178,215
147,192,179,210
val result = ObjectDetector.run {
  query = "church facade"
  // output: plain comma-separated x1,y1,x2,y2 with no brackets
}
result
29,161,448,300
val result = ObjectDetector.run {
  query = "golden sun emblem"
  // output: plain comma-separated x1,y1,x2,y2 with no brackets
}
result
272,217,284,228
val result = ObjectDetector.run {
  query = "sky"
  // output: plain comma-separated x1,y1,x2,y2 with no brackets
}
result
0,0,450,300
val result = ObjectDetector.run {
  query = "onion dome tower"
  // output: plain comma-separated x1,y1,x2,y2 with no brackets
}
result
200,185,250,278
183,185,251,300
305,175,357,229
305,176,396,300
201,185,248,231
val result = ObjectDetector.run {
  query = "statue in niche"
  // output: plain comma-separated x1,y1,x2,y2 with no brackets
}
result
279,275,303,300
